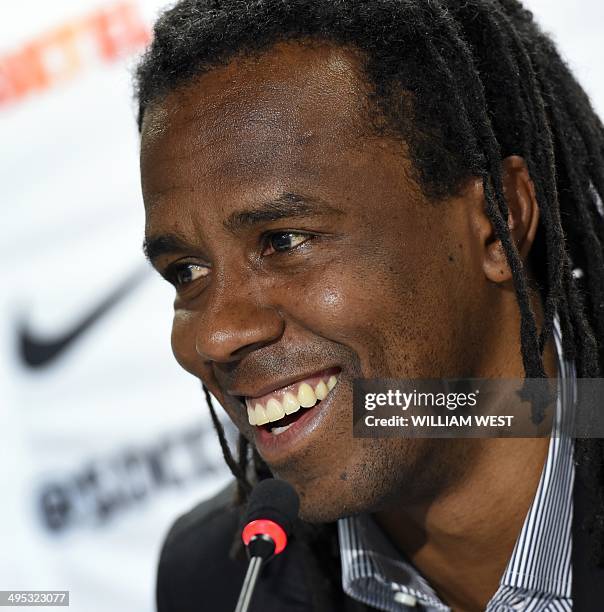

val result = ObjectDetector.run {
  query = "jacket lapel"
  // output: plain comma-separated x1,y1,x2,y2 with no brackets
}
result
572,469,604,610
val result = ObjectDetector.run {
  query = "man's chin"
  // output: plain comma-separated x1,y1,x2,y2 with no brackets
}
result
262,470,349,523
277,474,380,524
297,502,349,524
266,451,405,523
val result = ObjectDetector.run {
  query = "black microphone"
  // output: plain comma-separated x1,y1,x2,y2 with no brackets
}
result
234,479,300,612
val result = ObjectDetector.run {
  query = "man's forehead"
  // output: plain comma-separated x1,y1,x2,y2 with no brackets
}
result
140,41,380,218
140,41,371,156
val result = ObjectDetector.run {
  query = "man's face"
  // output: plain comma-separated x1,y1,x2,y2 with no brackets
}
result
140,41,497,521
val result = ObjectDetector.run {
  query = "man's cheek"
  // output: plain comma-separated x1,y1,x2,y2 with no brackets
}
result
170,309,222,391
170,311,201,375
286,277,381,335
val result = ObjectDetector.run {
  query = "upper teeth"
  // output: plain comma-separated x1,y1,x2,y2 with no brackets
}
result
246,374,338,426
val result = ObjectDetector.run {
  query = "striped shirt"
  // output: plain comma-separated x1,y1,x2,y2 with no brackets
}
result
338,319,575,611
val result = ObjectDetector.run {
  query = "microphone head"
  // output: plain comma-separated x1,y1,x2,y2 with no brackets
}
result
244,479,300,538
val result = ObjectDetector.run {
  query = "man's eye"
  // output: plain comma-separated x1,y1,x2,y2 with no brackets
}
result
263,232,310,255
168,263,210,287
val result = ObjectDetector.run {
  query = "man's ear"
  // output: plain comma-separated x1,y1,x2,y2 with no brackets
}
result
470,155,540,284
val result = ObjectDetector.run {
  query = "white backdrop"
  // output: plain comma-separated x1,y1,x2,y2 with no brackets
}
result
1,1,602,611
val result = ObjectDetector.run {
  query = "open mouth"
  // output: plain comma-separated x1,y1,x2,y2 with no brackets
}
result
244,368,340,436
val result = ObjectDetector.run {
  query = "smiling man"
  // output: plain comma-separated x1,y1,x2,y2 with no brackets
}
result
136,1,604,610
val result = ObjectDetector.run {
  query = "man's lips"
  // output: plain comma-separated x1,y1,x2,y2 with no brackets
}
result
228,366,340,432
251,368,343,461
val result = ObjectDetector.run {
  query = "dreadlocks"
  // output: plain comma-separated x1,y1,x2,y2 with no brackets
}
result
135,0,604,566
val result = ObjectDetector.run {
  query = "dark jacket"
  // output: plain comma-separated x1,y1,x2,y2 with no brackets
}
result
156,474,604,611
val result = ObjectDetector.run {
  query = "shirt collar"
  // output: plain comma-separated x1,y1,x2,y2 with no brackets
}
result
498,316,575,599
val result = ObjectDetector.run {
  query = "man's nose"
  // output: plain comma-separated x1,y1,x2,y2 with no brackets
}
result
194,288,285,363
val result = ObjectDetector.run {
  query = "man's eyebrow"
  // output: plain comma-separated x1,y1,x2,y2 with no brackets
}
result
223,192,343,234
142,234,197,265
143,192,343,263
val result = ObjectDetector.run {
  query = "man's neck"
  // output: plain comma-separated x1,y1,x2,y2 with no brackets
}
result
374,436,550,611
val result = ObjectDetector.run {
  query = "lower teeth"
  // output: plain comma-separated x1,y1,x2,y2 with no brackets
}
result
271,423,293,435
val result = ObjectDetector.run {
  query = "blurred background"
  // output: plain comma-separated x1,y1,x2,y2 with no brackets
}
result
1,1,602,611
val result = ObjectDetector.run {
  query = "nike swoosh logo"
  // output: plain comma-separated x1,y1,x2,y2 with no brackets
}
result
17,267,149,369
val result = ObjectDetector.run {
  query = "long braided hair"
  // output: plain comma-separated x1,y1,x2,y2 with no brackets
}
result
136,0,604,583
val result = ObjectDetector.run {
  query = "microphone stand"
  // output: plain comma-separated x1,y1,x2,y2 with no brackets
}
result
234,534,275,612
234,555,263,612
